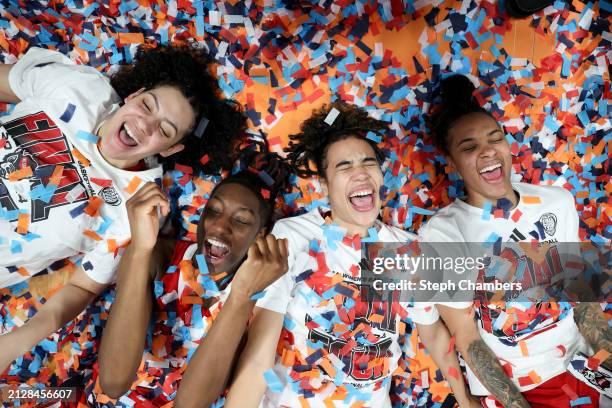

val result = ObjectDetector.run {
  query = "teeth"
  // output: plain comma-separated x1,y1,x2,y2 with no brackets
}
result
479,163,501,174
124,124,138,143
349,190,372,198
206,238,228,249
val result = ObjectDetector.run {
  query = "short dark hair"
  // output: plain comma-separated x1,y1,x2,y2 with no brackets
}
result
285,101,388,179
427,75,497,154
110,44,246,172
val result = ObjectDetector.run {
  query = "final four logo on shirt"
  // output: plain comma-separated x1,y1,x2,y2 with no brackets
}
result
539,213,557,236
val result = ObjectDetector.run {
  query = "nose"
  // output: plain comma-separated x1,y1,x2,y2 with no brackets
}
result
207,215,232,239
479,144,496,158
138,116,159,138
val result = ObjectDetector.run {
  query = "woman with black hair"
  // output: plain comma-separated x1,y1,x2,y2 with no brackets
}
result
92,147,291,407
0,44,245,377
420,75,608,407
226,102,478,407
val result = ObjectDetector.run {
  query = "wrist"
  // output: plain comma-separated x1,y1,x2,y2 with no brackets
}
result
227,288,256,306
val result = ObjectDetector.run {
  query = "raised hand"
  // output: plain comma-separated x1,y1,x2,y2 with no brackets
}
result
125,182,169,251
230,234,289,300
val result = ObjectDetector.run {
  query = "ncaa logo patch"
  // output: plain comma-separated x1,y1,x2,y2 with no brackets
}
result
99,186,122,206
539,213,557,236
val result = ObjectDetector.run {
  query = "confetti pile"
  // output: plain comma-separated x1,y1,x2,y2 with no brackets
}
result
0,0,610,407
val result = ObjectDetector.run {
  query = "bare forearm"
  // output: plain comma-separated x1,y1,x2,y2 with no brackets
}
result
7,283,96,356
99,246,154,397
0,64,19,103
574,303,612,366
416,322,471,405
461,338,528,408
175,293,254,408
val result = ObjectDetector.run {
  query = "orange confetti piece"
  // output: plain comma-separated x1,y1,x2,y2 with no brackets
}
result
17,267,29,276
522,196,542,204
519,340,529,356
124,176,143,194
118,32,145,44
447,336,455,354
71,148,91,167
447,366,459,380
83,229,102,241
8,166,33,181
84,196,104,217
17,212,29,234
49,165,64,185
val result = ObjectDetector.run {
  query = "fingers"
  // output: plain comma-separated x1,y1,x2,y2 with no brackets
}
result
127,182,169,215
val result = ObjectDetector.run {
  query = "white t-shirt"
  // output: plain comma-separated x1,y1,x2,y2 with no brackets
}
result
419,182,589,394
0,47,162,287
256,208,438,407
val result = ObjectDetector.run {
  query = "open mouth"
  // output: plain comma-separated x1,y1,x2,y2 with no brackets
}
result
478,163,503,182
203,237,230,265
348,188,375,212
117,123,139,147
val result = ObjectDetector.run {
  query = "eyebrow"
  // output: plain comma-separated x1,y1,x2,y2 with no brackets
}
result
210,196,256,216
147,92,179,135
456,129,502,147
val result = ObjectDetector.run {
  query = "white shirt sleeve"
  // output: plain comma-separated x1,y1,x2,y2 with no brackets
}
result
8,47,116,105
80,239,120,284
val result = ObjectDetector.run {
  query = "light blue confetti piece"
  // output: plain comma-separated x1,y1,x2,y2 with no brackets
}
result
570,397,592,406
283,315,296,331
195,253,208,274
411,206,435,216
361,227,379,243
154,280,163,298
250,290,266,301
485,232,501,244
10,240,22,254
482,201,492,221
75,130,99,144
263,369,284,393
39,339,58,353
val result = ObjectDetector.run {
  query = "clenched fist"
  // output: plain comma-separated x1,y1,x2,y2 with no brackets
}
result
126,182,169,251
230,234,289,300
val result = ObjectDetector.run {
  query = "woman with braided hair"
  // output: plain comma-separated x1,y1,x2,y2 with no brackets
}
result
89,146,293,407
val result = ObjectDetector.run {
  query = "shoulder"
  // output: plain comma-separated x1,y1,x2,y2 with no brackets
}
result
515,182,575,207
272,209,323,240
380,223,417,242
418,203,466,242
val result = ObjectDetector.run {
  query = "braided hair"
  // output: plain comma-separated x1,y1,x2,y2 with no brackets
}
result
209,142,293,231
285,101,389,179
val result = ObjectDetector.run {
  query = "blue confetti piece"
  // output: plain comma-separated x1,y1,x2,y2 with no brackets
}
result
570,397,592,406
482,201,492,221
263,369,284,393
75,130,99,144
250,290,266,301
59,103,76,123
195,253,208,274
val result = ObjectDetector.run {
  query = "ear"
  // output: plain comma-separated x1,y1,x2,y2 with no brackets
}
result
447,155,457,170
159,143,185,158
124,87,146,102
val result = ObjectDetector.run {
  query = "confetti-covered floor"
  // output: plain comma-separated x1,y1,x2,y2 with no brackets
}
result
0,0,610,407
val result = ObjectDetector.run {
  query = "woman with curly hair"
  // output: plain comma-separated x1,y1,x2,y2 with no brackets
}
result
225,102,478,407
90,147,291,407
0,45,245,374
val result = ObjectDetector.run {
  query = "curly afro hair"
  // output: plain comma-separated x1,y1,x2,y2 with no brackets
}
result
427,75,495,154
110,44,246,172
285,101,389,179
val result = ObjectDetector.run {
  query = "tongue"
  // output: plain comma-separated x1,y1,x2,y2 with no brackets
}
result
209,244,228,258
349,194,373,210
480,167,502,181
119,127,137,147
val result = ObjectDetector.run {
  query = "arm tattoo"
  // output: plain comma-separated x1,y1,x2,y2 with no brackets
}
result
574,303,612,366
467,339,529,408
